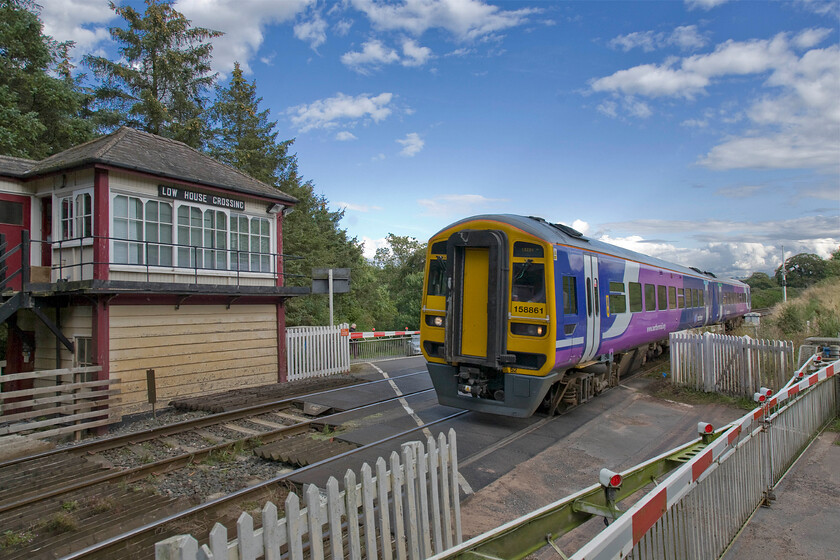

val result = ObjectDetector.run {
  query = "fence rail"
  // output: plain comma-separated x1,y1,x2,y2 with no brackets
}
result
670,331,794,397
0,365,119,439
570,358,837,560
156,429,462,560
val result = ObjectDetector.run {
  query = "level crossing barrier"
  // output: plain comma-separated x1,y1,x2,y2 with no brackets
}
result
155,429,461,560
426,353,837,560
670,331,794,398
349,330,421,363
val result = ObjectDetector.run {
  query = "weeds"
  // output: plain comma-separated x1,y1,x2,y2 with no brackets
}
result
0,530,34,549
61,500,79,513
39,512,79,534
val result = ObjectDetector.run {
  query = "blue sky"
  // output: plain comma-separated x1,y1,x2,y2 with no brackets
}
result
39,0,840,277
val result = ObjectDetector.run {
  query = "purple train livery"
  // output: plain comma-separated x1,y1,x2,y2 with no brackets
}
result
419,214,750,417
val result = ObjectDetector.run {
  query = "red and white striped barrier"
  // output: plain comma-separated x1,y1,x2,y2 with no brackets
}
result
571,359,837,560
347,330,420,340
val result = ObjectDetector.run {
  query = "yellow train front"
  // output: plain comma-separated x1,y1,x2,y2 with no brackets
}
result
420,215,562,417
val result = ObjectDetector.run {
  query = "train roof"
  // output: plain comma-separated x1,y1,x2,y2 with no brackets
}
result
433,214,747,287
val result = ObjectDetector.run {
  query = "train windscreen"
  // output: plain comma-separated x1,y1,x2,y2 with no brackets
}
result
512,261,545,303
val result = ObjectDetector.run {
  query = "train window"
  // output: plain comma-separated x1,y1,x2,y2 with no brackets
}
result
700,291,705,306
645,284,656,311
658,285,667,311
563,276,578,315
668,286,676,309
513,242,544,258
677,288,685,309
609,282,626,314
629,282,642,312
430,241,447,255
427,258,448,296
512,262,545,303
586,278,592,316
693,289,699,307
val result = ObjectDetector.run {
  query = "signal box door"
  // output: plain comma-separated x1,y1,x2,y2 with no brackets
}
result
0,193,31,291
582,254,600,361
445,229,509,368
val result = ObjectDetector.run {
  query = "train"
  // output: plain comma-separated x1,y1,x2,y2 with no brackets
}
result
419,214,750,417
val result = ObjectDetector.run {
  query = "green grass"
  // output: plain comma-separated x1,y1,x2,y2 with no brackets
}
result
39,512,79,534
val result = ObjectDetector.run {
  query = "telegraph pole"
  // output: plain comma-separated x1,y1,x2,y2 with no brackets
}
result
781,245,787,303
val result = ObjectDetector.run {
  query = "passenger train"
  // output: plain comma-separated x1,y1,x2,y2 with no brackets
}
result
419,214,750,417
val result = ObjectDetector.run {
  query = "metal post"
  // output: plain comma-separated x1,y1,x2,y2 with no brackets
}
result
328,268,334,326
781,245,787,303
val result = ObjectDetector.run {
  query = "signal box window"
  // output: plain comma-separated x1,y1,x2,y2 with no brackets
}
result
427,258,447,296
658,285,667,311
645,284,656,311
608,281,626,314
512,262,545,303
563,276,577,314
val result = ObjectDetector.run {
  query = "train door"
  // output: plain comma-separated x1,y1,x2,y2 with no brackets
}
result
582,254,600,361
445,229,509,367
0,193,31,291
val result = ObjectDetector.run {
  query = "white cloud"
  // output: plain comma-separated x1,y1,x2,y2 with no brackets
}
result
350,0,539,41
294,13,327,50
335,131,358,141
592,32,840,171
609,25,708,53
397,132,425,156
341,39,400,72
361,236,390,259
338,201,382,212
417,193,507,216
172,0,313,75
571,219,590,234
287,92,394,132
685,0,731,10
342,38,433,72
37,0,114,54
401,38,433,66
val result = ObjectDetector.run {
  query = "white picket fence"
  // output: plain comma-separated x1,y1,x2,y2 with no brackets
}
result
286,323,351,381
670,331,794,397
156,429,462,560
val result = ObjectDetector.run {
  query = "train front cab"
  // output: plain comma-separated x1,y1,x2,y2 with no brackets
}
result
421,221,561,417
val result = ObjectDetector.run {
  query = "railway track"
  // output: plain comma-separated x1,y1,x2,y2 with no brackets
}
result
2,355,668,559
0,371,432,559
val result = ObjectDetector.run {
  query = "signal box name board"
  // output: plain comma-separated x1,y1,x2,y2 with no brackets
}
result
158,185,245,211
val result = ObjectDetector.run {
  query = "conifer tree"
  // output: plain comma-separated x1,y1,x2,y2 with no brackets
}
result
0,0,92,158
84,0,221,148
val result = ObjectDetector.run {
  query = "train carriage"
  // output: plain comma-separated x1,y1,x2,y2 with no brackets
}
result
420,214,750,417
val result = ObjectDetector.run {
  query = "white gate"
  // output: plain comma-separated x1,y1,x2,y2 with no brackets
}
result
670,331,794,397
286,323,351,381
156,430,462,560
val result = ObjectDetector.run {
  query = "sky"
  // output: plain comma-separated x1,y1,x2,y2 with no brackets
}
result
37,0,840,278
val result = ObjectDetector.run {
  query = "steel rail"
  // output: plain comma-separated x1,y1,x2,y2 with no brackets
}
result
61,408,469,559
0,370,428,469
0,385,437,515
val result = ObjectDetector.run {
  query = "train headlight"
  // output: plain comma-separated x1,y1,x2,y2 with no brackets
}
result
511,323,546,337
425,315,445,328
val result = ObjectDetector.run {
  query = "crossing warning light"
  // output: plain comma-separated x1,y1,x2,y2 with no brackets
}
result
753,392,767,403
698,422,714,435
760,387,773,397
599,468,622,489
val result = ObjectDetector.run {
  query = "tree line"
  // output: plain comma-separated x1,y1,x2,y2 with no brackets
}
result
0,0,425,330
744,250,840,308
